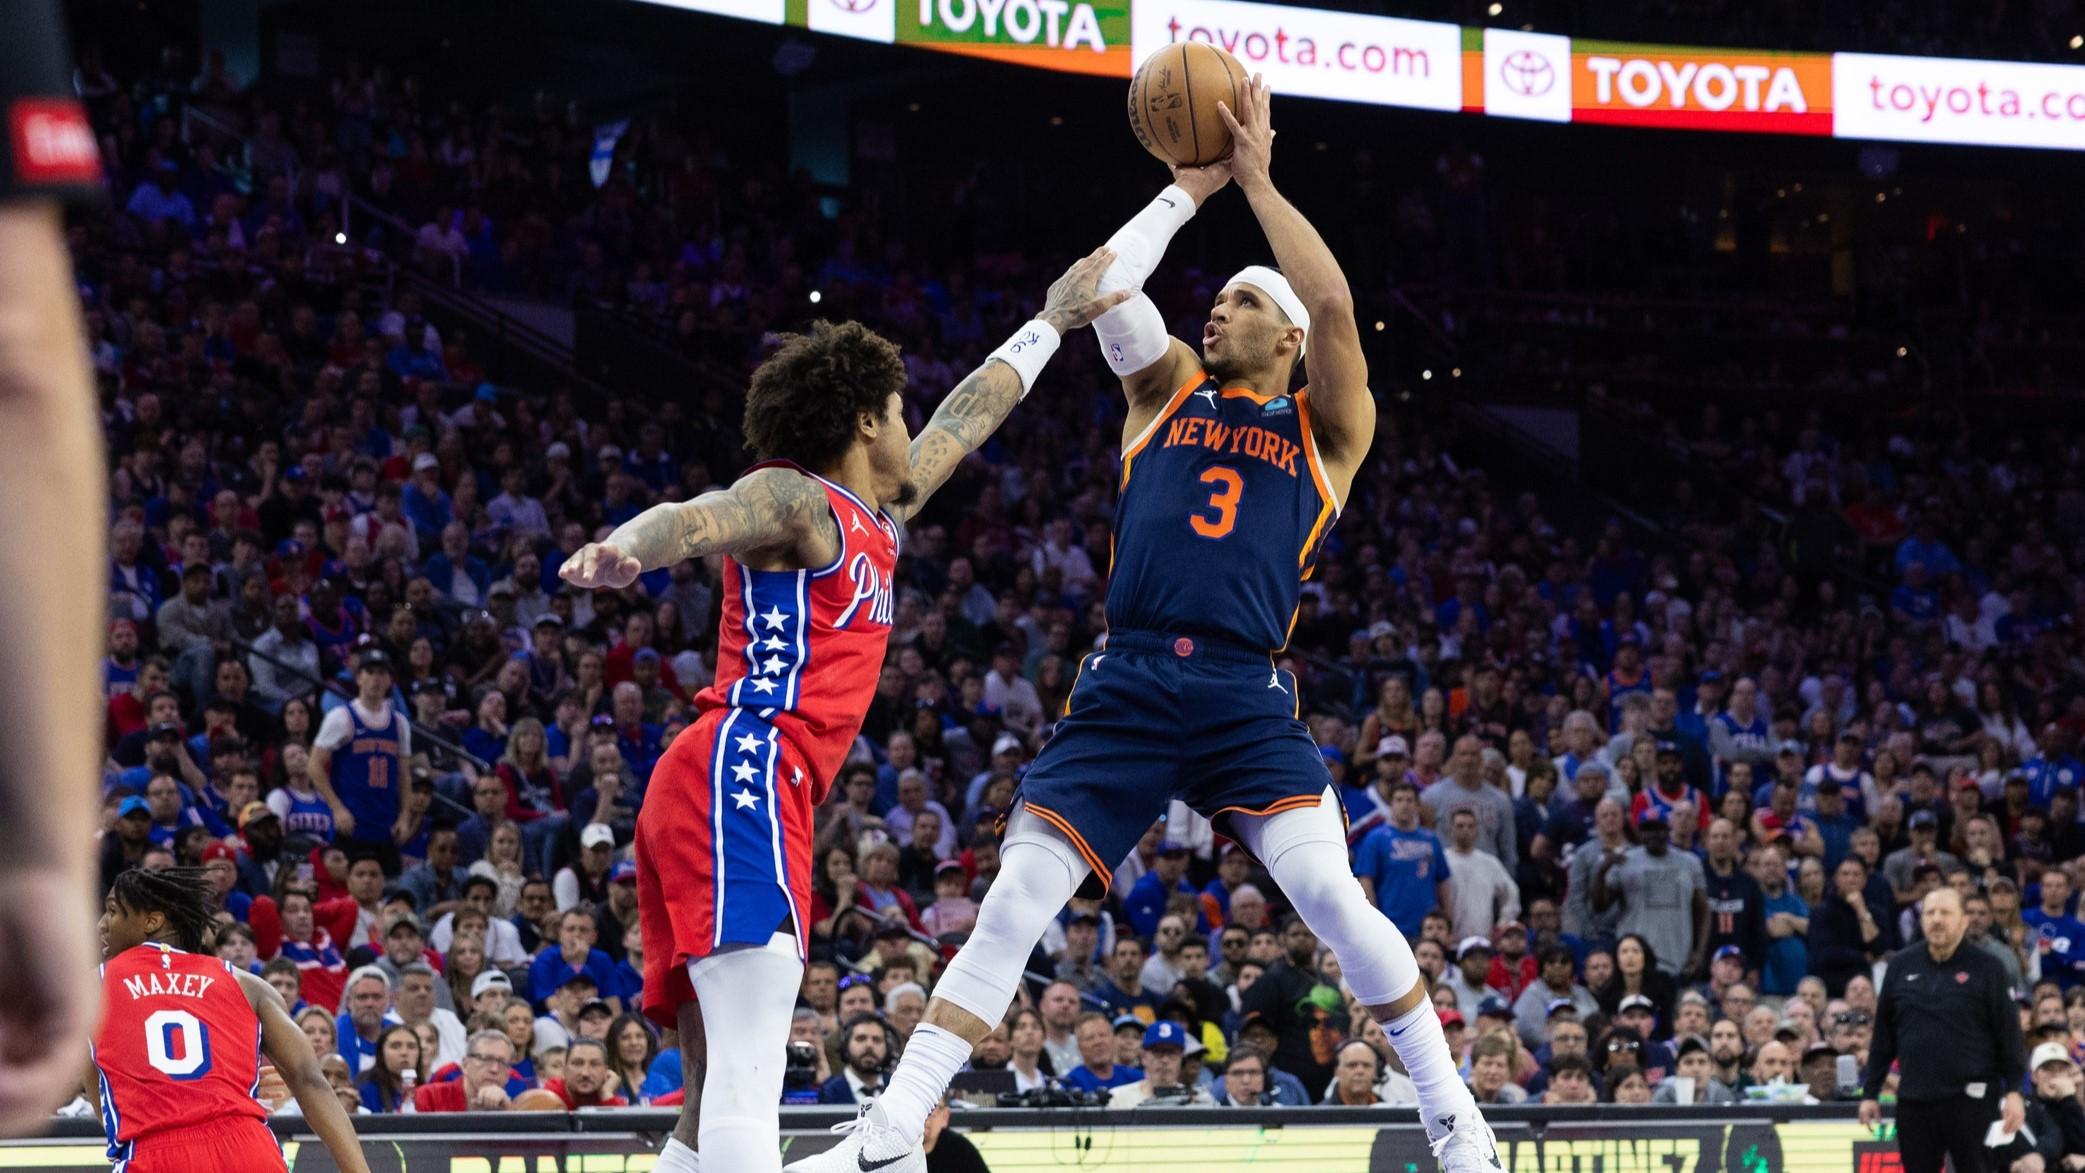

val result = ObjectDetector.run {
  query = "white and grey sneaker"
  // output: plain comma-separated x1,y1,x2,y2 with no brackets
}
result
782,1103,926,1173
1429,1110,1504,1173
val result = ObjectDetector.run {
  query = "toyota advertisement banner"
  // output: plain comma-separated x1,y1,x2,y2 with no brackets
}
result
1832,51,2085,150
900,0,1133,77
1566,41,1833,134
635,0,2085,152
1129,0,1464,112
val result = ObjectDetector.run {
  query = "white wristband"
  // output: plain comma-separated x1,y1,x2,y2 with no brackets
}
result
988,319,1061,400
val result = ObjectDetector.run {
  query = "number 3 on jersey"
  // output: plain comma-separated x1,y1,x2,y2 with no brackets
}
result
1191,466,1243,539
144,1009,213,1080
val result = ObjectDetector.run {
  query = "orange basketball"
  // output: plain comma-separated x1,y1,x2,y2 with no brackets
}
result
510,1088,569,1111
1127,42,1244,167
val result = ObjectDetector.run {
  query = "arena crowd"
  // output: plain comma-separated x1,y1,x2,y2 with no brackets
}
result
69,27,2085,1153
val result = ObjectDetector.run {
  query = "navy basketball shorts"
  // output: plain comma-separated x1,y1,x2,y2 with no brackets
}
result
1012,628,1335,899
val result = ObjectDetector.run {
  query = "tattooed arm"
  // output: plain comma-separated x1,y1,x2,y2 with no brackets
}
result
558,466,839,589
890,246,1132,523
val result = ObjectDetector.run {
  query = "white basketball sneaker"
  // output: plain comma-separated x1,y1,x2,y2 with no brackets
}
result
1429,1109,1504,1173
783,1102,926,1173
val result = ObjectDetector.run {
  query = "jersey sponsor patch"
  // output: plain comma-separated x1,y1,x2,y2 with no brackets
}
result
8,99,98,186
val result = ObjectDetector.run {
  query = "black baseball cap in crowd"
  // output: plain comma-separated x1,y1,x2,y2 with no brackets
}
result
357,648,393,672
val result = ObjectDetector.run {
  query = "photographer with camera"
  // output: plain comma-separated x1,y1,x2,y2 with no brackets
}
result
821,1013,897,1105
783,1009,830,1106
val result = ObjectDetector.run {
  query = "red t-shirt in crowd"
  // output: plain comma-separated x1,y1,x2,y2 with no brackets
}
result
413,1080,471,1113
541,1078,627,1110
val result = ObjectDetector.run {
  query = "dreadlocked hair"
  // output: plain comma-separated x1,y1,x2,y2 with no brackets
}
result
743,320,907,471
110,866,221,954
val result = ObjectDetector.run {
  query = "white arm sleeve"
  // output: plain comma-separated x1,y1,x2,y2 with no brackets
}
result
1093,185,1197,377
1098,184,1197,295
1094,292,1172,377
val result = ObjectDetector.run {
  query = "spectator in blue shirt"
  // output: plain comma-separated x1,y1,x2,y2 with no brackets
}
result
2025,870,2085,991
1889,562,1941,624
622,423,678,494
402,452,454,546
1123,842,1198,940
1810,782,1859,872
1198,845,1252,927
124,161,197,233
142,771,229,848
1893,517,1962,578
1353,781,1451,938
1752,843,1810,996
385,328,447,381
1057,1012,1143,1093
608,683,663,785
422,521,492,604
2024,724,2085,808
530,907,623,1013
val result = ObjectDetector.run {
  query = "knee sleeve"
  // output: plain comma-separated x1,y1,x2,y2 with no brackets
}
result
1244,790,1420,1006
1093,292,1172,377
687,938,801,1172
929,809,1083,1022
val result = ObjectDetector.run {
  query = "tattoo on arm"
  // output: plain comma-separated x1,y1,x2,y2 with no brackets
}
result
605,468,832,569
895,359,1026,520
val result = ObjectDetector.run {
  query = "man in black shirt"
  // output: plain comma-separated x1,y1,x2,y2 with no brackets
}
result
1701,817,1765,981
1240,914,1337,1095
1862,886,2028,1173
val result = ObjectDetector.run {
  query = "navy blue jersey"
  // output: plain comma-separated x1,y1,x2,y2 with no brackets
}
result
1110,372,1337,652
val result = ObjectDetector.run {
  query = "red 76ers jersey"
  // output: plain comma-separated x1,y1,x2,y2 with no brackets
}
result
94,944,267,1159
694,462,898,802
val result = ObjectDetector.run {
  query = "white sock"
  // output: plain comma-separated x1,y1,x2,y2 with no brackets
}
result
874,1023,972,1142
1384,1001,1481,1140
657,1136,700,1172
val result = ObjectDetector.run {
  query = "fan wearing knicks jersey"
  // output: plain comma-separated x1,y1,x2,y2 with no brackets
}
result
90,868,369,1173
796,76,1501,1173
557,249,1128,1173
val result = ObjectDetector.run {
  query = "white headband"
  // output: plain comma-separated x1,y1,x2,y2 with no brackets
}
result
1227,265,1309,356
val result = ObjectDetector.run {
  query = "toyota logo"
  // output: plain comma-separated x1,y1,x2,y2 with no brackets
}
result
1499,50,1556,97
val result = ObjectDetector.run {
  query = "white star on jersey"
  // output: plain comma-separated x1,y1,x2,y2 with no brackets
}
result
733,789,760,810
734,733,763,755
760,656,786,675
732,761,759,783
750,676,778,694
760,606,788,630
761,636,785,651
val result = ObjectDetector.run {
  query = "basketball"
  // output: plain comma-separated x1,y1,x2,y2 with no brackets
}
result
1127,42,1245,167
510,1089,570,1111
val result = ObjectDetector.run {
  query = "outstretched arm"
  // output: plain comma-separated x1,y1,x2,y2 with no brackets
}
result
243,971,371,1173
1220,76,1374,474
892,247,1131,522
1091,165,1230,413
559,465,837,589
